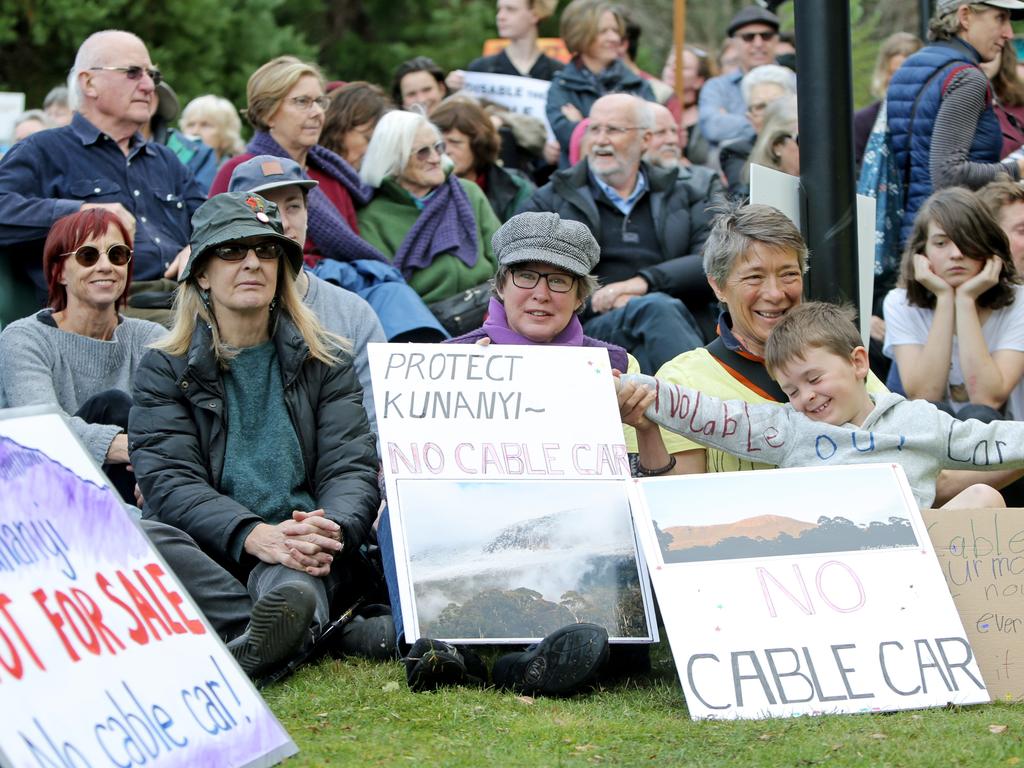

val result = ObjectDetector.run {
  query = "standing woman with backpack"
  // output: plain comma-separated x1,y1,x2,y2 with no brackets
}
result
887,0,1024,246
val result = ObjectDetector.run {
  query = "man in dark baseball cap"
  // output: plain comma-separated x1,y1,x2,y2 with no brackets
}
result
228,154,386,432
699,5,782,150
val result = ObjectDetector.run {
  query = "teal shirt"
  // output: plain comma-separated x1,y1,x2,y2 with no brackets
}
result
221,342,316,523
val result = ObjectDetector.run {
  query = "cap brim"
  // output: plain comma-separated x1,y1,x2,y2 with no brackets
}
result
984,0,1024,17
501,250,590,277
246,178,318,194
183,225,304,282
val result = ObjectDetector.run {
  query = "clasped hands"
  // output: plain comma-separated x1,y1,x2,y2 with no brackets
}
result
591,277,649,314
244,509,343,577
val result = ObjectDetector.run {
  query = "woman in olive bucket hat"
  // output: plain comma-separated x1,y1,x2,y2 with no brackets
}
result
129,191,391,680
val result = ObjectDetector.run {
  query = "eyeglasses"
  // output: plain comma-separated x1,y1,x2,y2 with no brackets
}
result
288,95,330,112
748,101,772,114
210,242,285,261
89,66,162,86
738,30,778,43
413,141,446,162
510,268,577,293
585,123,643,138
61,244,133,267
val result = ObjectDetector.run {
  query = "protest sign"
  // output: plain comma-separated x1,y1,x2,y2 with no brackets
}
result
0,408,296,768
630,464,988,720
925,508,1024,703
461,72,555,141
369,343,656,644
0,92,25,146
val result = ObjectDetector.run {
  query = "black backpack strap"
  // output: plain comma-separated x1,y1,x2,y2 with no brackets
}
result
705,336,787,403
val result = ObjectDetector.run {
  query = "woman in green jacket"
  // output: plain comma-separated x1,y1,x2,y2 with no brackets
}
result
358,110,499,303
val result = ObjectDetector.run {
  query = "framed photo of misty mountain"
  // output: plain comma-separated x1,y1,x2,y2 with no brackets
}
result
368,343,657,645
629,464,988,720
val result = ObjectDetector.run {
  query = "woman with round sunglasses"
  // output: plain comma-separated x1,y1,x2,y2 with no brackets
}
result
0,208,166,502
358,110,500,303
129,192,384,680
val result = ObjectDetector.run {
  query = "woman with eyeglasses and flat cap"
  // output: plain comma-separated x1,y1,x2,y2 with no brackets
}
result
357,110,500,304
129,192,384,680
0,208,165,502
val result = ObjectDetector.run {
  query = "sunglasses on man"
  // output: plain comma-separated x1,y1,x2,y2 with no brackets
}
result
738,30,777,43
89,65,163,86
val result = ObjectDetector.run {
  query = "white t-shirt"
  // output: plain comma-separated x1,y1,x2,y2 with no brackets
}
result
883,285,1024,418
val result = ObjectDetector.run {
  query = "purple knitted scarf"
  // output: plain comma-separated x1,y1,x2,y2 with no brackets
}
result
447,298,629,371
392,173,479,279
246,131,386,263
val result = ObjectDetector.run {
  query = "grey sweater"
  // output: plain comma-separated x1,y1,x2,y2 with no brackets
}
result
303,273,385,431
0,309,166,462
624,373,1024,508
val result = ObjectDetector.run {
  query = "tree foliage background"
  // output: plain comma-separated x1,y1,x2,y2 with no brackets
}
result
0,0,925,129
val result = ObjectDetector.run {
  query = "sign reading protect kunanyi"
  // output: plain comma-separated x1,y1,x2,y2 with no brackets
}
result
369,343,656,645
0,409,296,768
630,464,988,719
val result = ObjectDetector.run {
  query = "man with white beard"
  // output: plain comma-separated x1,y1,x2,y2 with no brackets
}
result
643,102,685,170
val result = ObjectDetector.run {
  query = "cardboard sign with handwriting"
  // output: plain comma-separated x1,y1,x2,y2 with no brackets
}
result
925,508,1024,702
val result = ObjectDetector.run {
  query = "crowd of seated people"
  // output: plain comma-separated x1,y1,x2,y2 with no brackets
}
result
7,0,1024,693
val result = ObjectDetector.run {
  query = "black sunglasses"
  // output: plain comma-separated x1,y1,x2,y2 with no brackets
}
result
210,242,285,261
62,244,133,267
738,30,778,43
89,65,163,86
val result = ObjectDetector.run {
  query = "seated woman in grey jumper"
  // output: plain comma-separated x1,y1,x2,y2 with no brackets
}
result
0,208,166,501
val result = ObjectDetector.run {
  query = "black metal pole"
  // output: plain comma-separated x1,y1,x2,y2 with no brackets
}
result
794,0,857,306
920,0,934,41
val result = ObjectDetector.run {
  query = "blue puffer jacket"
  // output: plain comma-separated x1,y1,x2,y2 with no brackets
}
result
887,39,1001,244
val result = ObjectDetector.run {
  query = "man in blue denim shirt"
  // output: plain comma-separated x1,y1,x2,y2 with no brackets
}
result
0,30,204,294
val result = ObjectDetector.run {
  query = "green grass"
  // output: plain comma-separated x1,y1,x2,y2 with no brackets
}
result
263,647,1024,768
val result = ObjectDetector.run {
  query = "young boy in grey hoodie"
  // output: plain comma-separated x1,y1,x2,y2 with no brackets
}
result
617,302,1024,509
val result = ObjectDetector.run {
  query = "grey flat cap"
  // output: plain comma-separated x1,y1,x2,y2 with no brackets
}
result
492,212,600,276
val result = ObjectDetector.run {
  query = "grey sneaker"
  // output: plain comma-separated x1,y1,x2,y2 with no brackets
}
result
228,583,316,679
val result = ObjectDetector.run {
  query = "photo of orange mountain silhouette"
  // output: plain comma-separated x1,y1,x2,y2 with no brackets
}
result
640,467,920,563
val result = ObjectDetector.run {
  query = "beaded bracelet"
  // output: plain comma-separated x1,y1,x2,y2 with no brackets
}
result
636,455,677,477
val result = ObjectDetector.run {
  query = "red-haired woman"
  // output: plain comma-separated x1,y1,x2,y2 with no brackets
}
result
0,208,166,500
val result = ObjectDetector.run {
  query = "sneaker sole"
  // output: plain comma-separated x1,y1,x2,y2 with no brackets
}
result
230,583,316,678
520,623,610,696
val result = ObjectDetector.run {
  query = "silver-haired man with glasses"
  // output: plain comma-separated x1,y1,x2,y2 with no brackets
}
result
519,93,723,374
0,29,204,309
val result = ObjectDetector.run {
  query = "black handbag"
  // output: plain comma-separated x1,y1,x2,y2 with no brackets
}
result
427,282,492,336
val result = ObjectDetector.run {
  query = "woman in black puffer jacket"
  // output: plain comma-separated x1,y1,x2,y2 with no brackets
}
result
129,191,383,680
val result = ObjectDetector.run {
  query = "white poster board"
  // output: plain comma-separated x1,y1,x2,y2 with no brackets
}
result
630,464,988,720
369,343,656,644
0,408,296,768
461,72,554,141
0,91,25,146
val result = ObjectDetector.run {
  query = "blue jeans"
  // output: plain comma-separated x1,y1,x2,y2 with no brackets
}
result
377,505,405,642
583,292,705,374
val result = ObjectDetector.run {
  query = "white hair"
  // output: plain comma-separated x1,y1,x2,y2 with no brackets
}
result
359,110,441,188
67,29,146,110
740,64,798,106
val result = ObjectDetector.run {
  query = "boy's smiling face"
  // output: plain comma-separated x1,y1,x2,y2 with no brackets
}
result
774,345,875,427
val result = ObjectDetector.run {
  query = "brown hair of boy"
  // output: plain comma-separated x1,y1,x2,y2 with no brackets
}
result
764,302,864,380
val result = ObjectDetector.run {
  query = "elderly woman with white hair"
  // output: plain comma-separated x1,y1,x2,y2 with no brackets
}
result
357,110,499,303
719,64,797,195
180,94,246,164
746,95,799,180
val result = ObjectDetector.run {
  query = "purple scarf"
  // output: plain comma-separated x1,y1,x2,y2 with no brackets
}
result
246,131,386,263
447,298,629,371
392,173,479,279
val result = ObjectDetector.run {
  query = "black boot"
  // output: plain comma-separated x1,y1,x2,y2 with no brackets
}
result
491,623,609,697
